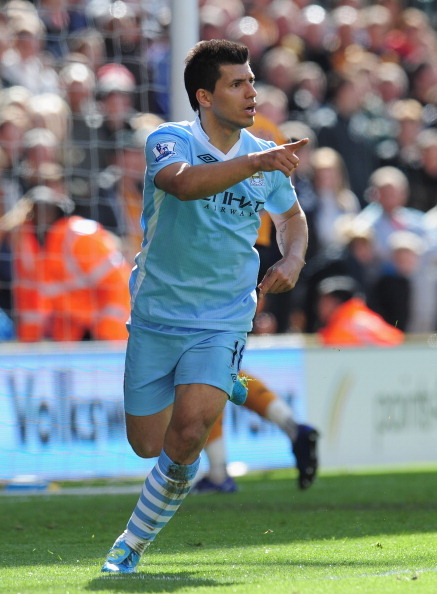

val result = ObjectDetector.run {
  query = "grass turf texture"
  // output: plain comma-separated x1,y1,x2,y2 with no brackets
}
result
1,467,436,593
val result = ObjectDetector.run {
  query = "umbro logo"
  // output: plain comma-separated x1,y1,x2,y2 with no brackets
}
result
197,153,219,163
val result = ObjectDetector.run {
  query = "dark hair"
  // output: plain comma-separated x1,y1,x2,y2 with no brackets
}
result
184,39,249,113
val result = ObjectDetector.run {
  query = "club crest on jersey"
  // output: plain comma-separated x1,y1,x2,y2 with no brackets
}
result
152,141,176,162
250,171,265,186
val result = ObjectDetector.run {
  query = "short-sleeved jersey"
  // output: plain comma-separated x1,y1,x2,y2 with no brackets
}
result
130,117,297,331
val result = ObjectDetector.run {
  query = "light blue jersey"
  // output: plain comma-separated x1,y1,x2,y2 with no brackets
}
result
130,117,297,331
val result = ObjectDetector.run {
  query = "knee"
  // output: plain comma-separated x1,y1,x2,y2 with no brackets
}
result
171,419,210,453
127,435,162,459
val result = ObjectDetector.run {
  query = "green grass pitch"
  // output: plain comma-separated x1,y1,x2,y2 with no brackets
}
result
1,466,436,593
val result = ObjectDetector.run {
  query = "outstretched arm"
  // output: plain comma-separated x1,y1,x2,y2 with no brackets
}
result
155,139,309,201
257,200,308,296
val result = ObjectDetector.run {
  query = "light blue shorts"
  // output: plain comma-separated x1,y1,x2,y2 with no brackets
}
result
124,317,247,416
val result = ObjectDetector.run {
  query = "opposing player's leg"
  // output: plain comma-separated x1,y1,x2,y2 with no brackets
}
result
193,373,319,493
191,412,238,494
191,375,249,493
244,375,320,489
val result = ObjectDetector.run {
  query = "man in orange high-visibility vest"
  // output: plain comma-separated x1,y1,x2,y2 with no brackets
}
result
316,275,404,346
12,186,131,342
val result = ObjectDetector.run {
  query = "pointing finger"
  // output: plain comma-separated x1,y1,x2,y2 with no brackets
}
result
284,138,310,154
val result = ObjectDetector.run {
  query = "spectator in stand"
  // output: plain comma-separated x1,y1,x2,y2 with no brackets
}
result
58,59,108,228
64,0,90,35
309,146,361,252
59,59,96,119
424,205,437,245
36,0,74,59
316,275,404,346
409,59,437,104
378,0,403,30
200,0,245,36
265,0,301,46
361,3,395,60
375,61,409,109
296,219,380,333
93,1,149,113
376,98,424,175
337,218,381,296
1,3,60,94
26,92,71,145
0,148,9,214
288,61,328,127
368,230,432,333
143,12,171,119
0,85,33,119
19,89,71,184
0,20,12,87
225,15,274,78
24,93,71,179
340,47,379,103
242,0,284,51
354,166,426,263
367,61,410,145
252,83,289,131
64,62,140,237
200,4,231,42
95,62,139,170
327,5,365,76
387,8,437,69
407,128,437,213
18,127,60,193
36,0,89,60
0,146,15,318
315,73,378,205
66,27,106,73
0,103,31,213
417,77,437,128
297,4,332,76
8,185,131,342
422,206,437,331
258,45,299,108
20,161,66,198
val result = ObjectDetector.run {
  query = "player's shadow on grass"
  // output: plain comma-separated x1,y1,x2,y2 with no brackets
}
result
87,572,229,592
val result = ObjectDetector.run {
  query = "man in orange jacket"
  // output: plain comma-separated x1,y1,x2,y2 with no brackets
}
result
11,185,131,341
316,275,405,346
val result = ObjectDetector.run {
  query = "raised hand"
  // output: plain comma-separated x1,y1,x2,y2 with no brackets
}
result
255,138,309,177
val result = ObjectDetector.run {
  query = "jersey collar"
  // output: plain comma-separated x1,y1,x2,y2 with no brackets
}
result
192,116,243,160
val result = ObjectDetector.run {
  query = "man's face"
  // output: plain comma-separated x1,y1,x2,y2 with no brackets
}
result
317,293,340,325
32,202,62,241
376,182,406,213
101,92,133,128
207,62,257,132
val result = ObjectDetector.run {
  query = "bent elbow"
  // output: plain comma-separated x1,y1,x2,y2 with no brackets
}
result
163,177,194,202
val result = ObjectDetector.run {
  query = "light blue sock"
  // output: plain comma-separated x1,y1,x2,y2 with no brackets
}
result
125,450,200,552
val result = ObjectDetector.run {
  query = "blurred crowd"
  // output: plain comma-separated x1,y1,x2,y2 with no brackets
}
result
0,0,436,343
